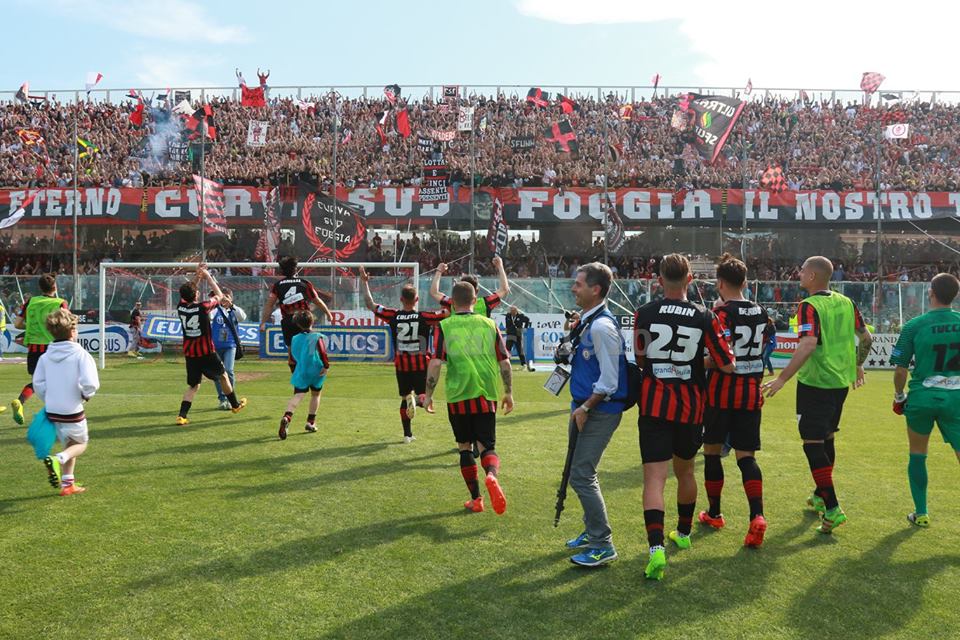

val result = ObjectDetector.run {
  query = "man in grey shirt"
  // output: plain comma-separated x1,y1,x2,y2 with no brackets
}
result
564,263,630,567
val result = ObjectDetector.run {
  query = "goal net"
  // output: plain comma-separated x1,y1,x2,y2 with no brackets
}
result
96,261,420,368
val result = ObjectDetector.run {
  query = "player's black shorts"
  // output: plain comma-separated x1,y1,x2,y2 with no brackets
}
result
293,385,324,394
796,382,848,441
703,406,762,452
26,345,49,375
448,411,496,449
185,353,226,387
638,415,702,463
395,369,427,396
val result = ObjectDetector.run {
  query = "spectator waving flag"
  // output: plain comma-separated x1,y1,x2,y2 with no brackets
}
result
557,94,579,114
486,198,508,256
193,174,228,237
603,195,625,254
526,88,550,108
884,123,910,140
744,78,753,96
185,105,217,139
16,129,45,147
129,102,145,127
544,120,578,154
84,72,103,94
651,73,662,96
0,191,38,229
16,82,46,105
77,137,99,159
396,108,412,138
256,187,282,264
861,72,886,94
682,94,745,164
761,164,788,192
384,84,401,104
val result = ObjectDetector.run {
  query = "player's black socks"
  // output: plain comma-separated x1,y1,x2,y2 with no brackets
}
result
179,401,192,418
824,437,836,465
283,410,293,420
644,509,665,547
737,456,764,519
459,450,480,499
703,454,724,517
227,392,240,409
803,442,838,510
677,502,695,536
18,383,33,404
307,413,316,425
399,400,412,438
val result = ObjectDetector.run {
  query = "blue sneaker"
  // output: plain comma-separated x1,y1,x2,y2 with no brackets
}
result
570,547,618,567
565,532,590,549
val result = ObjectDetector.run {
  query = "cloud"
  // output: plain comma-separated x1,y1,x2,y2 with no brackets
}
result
516,0,956,97
49,0,249,44
133,53,222,88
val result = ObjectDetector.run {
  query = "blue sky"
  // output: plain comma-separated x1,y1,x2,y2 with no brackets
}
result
4,0,950,98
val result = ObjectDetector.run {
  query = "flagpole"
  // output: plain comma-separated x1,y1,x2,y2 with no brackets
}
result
602,104,610,266
469,111,476,275
200,115,206,261
72,110,80,304
740,108,748,262
875,111,883,314
332,93,339,260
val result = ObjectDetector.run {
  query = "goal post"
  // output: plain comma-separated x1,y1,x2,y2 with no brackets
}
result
97,261,420,369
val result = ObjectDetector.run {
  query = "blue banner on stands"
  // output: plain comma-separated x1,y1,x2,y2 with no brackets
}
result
260,326,393,362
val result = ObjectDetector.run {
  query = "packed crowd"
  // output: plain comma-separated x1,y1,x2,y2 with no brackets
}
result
3,90,960,191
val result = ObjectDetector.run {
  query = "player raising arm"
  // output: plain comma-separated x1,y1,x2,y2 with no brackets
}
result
360,267,447,443
260,255,332,372
429,255,510,318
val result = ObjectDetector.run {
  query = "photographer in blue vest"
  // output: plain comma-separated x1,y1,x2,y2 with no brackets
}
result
211,289,247,410
561,262,630,567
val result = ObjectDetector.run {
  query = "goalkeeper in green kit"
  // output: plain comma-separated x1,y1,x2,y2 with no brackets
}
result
890,273,960,528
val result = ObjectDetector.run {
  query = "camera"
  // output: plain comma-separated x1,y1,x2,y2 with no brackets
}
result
563,310,574,320
554,339,574,365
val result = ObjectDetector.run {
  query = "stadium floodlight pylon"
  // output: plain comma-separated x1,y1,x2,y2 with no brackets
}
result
97,261,420,369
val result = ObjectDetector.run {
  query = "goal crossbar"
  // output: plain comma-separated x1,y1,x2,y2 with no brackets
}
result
97,261,420,369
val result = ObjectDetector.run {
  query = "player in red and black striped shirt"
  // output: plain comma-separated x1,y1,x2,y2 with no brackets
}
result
259,255,332,372
175,265,247,425
700,254,769,547
633,254,734,580
359,267,447,443
429,255,510,318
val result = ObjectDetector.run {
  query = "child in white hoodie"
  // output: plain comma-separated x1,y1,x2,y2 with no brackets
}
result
34,309,100,496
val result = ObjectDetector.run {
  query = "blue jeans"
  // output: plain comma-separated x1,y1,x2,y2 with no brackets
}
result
214,346,236,402
762,344,775,373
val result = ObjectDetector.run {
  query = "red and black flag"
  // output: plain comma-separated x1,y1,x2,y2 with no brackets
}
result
526,87,550,108
396,108,412,138
860,72,885,95
129,102,145,127
681,94,745,164
557,94,579,114
760,164,788,193
193,174,228,237
185,105,217,140
608,142,623,162
544,120,578,154
375,110,390,147
255,186,281,264
603,194,625,254
384,84,401,104
240,83,266,107
486,198,508,256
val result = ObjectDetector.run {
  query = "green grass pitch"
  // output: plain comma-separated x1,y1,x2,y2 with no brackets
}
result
1,357,959,639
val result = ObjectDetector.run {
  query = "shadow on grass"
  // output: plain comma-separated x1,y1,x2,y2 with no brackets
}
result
782,527,960,638
129,511,482,590
0,492,53,515
211,449,452,498
90,415,244,439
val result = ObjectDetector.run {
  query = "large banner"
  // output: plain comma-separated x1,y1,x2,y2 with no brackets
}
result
2,187,959,227
772,332,900,369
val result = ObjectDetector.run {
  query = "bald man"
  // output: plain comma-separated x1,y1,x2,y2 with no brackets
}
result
762,256,872,535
